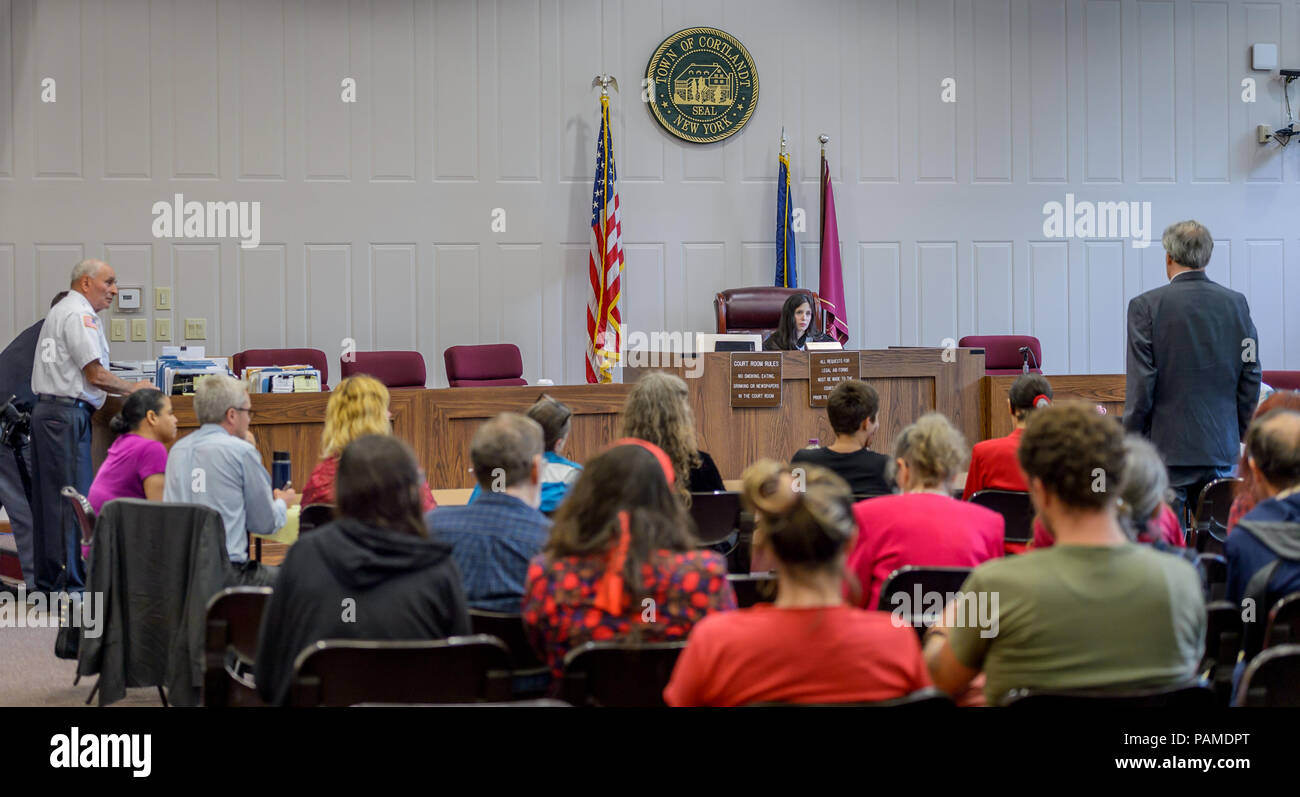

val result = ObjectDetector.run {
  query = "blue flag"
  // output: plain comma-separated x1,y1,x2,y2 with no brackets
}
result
775,150,797,287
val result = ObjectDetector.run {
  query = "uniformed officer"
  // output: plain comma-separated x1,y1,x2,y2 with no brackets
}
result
30,260,155,591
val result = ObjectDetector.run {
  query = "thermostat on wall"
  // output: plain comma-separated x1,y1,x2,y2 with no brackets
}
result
116,287,142,311
1253,43,1278,71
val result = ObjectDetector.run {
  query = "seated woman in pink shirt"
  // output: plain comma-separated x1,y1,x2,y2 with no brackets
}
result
664,460,932,706
87,388,177,513
848,413,1004,609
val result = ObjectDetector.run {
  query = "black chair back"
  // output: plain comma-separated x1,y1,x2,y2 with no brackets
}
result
690,491,741,547
60,486,96,551
1235,644,1300,707
1193,478,1239,553
298,504,335,534
747,687,955,708
877,566,973,631
727,573,777,608
203,587,273,707
1196,553,1228,602
1004,681,1216,708
967,489,1033,544
1203,600,1243,706
561,641,687,707
289,635,513,706
1264,592,1300,649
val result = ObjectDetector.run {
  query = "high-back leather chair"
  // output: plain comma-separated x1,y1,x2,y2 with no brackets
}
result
714,287,822,336
957,335,1042,375
1263,371,1300,391
340,350,427,389
232,348,330,389
443,344,527,387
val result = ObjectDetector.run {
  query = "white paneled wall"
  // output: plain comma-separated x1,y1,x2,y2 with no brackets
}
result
1,0,1299,385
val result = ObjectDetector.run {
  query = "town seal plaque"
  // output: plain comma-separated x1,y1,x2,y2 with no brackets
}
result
646,27,758,144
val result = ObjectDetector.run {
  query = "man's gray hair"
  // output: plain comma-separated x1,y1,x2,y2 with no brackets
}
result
1161,220,1213,269
1117,435,1169,542
194,374,249,425
69,259,103,287
470,412,544,490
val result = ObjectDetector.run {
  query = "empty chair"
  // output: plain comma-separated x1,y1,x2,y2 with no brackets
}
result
1192,478,1239,554
469,609,550,698
341,351,427,389
877,566,973,634
1262,370,1300,391
1202,601,1243,706
561,641,687,707
232,348,330,389
957,335,1042,375
967,490,1034,545
443,344,527,387
60,486,96,561
689,491,742,566
1197,553,1228,602
1264,592,1300,649
1234,644,1300,707
1003,681,1215,708
297,504,335,534
289,636,513,706
204,587,273,707
727,573,778,608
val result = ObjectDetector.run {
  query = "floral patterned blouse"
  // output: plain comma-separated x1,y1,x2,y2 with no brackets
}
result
522,549,737,680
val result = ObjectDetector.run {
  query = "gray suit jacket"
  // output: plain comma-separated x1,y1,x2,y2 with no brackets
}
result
1123,270,1261,467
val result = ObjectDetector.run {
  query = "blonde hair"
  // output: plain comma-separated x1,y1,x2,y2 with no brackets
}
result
742,459,855,575
321,375,391,457
620,372,701,501
890,412,969,488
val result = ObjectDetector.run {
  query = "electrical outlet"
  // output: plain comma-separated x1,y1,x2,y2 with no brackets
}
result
130,318,148,341
155,287,171,310
1259,124,1273,144
184,318,207,340
155,318,171,341
109,318,127,342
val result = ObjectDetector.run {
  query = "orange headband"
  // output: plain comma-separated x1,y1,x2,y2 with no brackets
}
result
609,437,675,486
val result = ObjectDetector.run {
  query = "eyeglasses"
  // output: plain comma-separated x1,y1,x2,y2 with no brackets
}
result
232,406,255,419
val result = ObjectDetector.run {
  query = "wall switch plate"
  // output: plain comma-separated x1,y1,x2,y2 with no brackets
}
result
184,318,206,340
1259,123,1273,144
155,287,171,310
130,318,148,341
109,318,127,342
155,318,171,341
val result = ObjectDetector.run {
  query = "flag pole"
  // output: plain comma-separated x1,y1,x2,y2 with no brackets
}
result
818,134,829,333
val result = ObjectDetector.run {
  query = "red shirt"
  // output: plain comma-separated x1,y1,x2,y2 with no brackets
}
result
300,454,437,512
962,428,1028,500
663,604,931,706
849,493,1004,610
1032,504,1186,548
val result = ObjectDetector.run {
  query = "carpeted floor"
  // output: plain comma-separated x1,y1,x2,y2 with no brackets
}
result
0,599,162,707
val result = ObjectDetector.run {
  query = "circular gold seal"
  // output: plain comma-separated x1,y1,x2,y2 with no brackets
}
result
645,27,758,144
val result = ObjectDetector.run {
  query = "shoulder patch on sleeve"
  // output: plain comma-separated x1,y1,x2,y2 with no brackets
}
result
82,314,99,328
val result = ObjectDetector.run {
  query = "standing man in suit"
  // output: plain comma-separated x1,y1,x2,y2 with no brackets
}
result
1124,220,1261,528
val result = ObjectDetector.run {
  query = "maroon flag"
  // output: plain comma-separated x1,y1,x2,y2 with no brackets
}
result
819,153,849,344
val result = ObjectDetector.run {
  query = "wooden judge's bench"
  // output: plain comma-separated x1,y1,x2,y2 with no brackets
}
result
88,349,1128,487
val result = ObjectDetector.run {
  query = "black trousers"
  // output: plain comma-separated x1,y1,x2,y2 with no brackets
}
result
29,401,93,591
0,440,38,589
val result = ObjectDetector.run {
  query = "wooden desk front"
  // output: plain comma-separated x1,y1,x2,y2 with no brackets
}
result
982,374,1125,440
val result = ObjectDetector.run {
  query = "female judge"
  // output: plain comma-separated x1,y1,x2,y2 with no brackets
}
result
763,293,834,351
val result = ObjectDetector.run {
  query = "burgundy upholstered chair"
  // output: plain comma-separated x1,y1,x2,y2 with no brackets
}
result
340,351,427,389
1263,371,1300,391
714,287,823,336
231,348,330,389
958,335,1043,375
443,344,527,387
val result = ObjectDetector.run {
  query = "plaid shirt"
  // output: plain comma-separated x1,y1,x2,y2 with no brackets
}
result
425,492,551,613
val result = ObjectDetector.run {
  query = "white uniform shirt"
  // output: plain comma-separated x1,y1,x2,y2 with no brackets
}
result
30,291,111,408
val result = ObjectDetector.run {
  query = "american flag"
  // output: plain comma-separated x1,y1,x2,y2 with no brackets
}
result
586,93,623,384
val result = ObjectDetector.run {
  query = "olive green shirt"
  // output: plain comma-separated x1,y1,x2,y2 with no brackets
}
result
948,544,1205,705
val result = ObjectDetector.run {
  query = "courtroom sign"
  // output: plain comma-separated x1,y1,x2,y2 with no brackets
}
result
730,352,783,408
646,27,759,144
809,352,860,408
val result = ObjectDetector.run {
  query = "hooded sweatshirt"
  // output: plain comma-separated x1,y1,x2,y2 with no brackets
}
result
255,517,471,705
1226,489,1300,656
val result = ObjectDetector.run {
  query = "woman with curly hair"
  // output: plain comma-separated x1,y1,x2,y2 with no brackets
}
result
620,372,723,499
664,460,930,706
299,375,437,510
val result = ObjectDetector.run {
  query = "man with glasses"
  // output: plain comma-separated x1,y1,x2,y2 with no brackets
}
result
29,260,156,592
163,374,295,585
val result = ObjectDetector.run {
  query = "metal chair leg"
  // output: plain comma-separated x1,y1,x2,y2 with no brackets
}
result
157,686,169,707
85,678,100,705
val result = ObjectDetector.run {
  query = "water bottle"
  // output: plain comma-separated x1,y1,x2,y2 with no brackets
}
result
272,451,292,490
805,439,819,449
